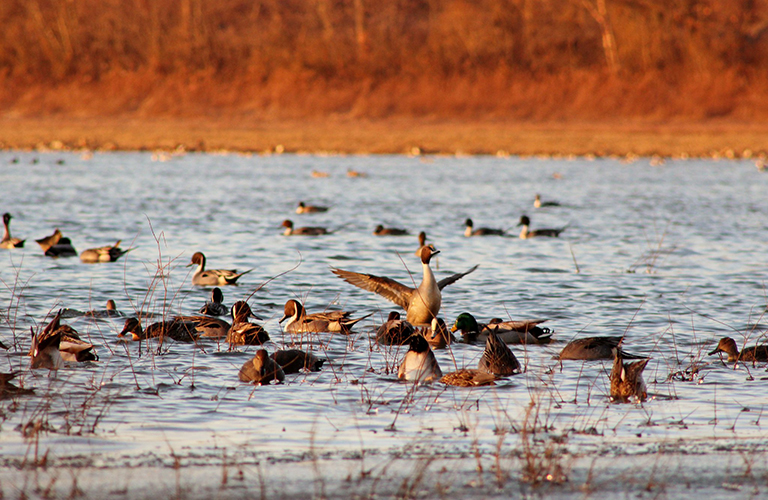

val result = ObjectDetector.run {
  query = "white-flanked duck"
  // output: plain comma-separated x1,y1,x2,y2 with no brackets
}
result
296,201,329,214
238,350,285,385
198,287,229,316
80,240,132,263
464,218,505,237
373,224,409,236
517,215,566,239
609,347,649,403
279,299,372,334
398,334,442,384
187,251,252,286
35,228,77,257
451,312,552,345
534,194,561,208
1,213,25,248
282,219,330,236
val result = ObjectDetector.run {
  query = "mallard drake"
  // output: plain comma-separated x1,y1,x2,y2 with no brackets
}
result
332,245,478,326
534,194,561,208
451,312,552,345
35,229,77,257
0,372,35,399
118,317,199,342
464,218,505,237
397,334,442,384
478,329,520,376
176,315,231,339
281,219,329,236
279,299,372,334
1,213,25,248
517,215,566,239
420,317,455,349
80,240,132,263
376,311,415,346
296,201,329,214
414,231,428,256
187,252,252,286
198,287,229,316
271,349,325,374
557,336,644,361
238,350,285,385
440,369,496,387
226,301,269,345
609,348,649,403
709,337,768,363
373,225,409,236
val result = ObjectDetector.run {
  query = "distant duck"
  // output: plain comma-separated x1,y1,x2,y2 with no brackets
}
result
118,317,199,342
347,169,366,178
464,218,505,237
534,194,561,208
376,311,415,346
198,287,229,316
80,240,132,263
296,201,329,214
440,369,496,387
281,219,329,236
451,312,552,345
517,215,566,239
398,334,442,384
35,228,77,257
414,231,429,256
420,317,455,350
271,349,325,374
1,213,25,248
176,315,231,339
332,245,478,326
311,170,330,178
478,329,520,376
609,348,649,403
238,350,285,385
84,299,123,318
279,299,372,334
226,301,269,345
187,252,252,286
373,224,409,236
557,336,644,361
709,337,768,363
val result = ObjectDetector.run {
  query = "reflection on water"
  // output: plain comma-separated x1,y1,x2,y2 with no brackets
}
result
1,151,767,466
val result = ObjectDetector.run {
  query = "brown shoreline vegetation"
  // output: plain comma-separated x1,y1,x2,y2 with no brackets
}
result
1,0,768,157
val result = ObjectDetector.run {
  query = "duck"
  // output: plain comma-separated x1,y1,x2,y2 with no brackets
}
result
376,311,415,346
30,310,98,363
311,170,330,178
451,312,552,345
118,317,199,342
440,369,496,387
176,315,231,339
226,301,269,345
296,201,329,214
373,225,409,236
414,231,429,256
557,336,644,361
1,213,25,248
29,318,64,370
0,372,35,399
281,219,329,236
84,299,123,318
270,349,325,374
80,240,132,263
397,334,442,384
187,252,252,286
517,215,566,239
534,194,561,208
332,245,478,326
419,317,455,349
708,337,768,363
35,228,77,257
347,169,366,178
464,218,505,237
198,287,229,316
279,299,372,334
609,348,649,403
478,329,520,376
238,350,285,385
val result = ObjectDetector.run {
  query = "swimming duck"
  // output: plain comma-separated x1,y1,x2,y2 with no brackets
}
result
1,213,25,248
440,369,496,387
478,329,520,376
30,316,64,370
282,219,330,236
238,350,285,385
374,225,409,236
332,245,478,326
270,349,325,374
35,229,78,257
398,334,442,384
80,240,132,263
187,252,252,286
347,169,366,178
118,317,199,342
30,310,98,363
517,215,566,239
376,311,415,346
534,194,561,208
451,312,552,345
176,315,232,339
311,170,330,178
296,201,329,214
198,287,229,316
464,218,505,237
83,299,123,318
279,299,372,334
226,301,269,345
420,317,455,349
557,336,644,361
0,372,35,399
414,231,429,256
609,348,649,403
708,337,768,363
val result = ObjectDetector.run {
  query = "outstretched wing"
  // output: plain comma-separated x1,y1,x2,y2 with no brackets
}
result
437,264,479,290
331,268,413,310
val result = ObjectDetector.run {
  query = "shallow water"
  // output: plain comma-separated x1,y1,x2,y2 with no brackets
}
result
1,151,767,470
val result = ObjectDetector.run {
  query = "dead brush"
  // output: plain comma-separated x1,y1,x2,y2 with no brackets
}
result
517,395,571,486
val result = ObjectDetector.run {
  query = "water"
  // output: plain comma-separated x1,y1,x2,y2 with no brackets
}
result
1,151,767,470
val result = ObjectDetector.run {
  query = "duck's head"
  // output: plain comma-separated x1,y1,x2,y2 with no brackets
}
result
418,244,440,264
187,252,205,267
430,317,447,339
709,337,738,356
374,224,384,234
279,299,305,323
3,213,11,224
253,349,270,377
417,231,427,246
297,202,306,208
517,215,531,227
386,311,401,322
211,287,224,304
106,299,117,311
451,312,479,334
464,218,474,228
281,219,294,229
407,333,430,353
119,317,143,341
231,301,255,322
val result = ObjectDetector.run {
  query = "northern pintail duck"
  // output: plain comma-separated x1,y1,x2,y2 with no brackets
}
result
282,219,329,236
119,317,199,342
557,336,644,361
440,369,496,387
271,349,325,373
84,299,123,318
414,231,428,256
80,240,132,263
332,245,478,326
478,329,520,376
609,348,649,403
517,215,566,239
0,372,35,399
464,218,505,237
176,315,231,339
296,201,329,214
347,169,366,177
36,229,77,257
451,312,552,345
376,311,415,346
373,225,409,236
187,252,252,286
420,317,455,349
398,334,442,384
226,301,269,345
279,299,372,334
709,337,768,363
30,316,64,370
534,194,561,208
30,310,97,363
198,287,229,316
1,213,25,248
238,350,285,385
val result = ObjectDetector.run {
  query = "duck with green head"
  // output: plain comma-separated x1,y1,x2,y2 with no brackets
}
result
451,312,552,345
